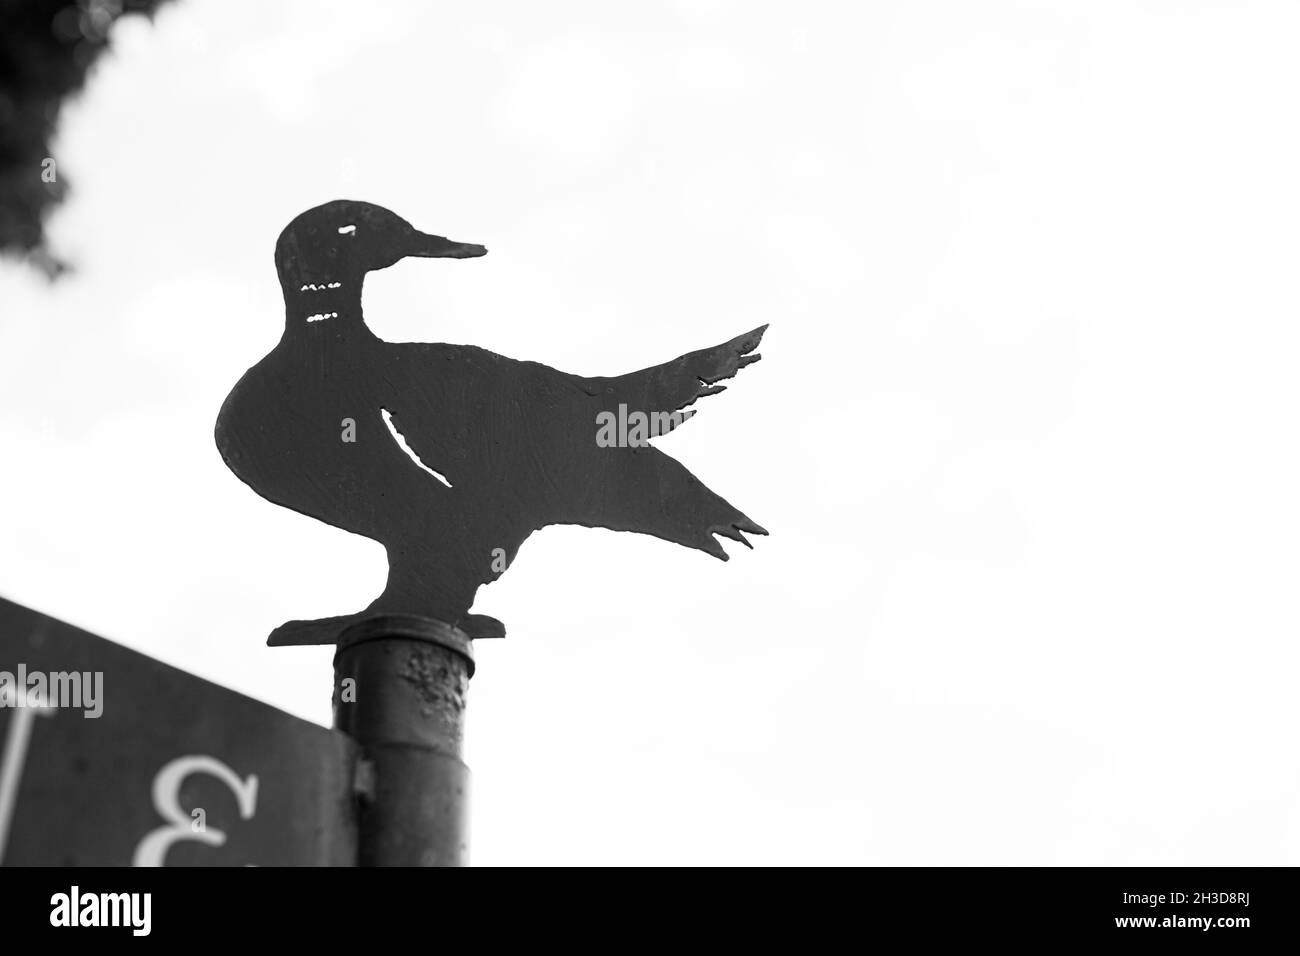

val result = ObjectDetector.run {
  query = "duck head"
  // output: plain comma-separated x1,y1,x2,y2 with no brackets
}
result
274,200,486,326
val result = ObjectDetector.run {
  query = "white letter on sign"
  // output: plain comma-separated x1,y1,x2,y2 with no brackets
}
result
132,755,258,867
0,687,56,864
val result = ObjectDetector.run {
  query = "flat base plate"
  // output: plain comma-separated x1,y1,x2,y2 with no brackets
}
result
268,612,506,646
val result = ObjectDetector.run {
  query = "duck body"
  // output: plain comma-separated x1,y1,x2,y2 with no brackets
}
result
216,200,767,645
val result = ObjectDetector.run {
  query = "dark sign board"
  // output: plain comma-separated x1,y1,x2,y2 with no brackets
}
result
0,595,356,866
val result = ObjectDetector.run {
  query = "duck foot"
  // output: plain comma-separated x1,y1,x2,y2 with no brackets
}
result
267,614,362,646
460,613,506,640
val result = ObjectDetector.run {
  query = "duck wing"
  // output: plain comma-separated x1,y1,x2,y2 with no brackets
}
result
378,342,591,490
580,324,766,417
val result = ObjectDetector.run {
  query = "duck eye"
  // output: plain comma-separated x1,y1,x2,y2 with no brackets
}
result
338,224,357,235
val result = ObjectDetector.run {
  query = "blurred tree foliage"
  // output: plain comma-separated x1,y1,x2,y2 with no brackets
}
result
1,0,171,276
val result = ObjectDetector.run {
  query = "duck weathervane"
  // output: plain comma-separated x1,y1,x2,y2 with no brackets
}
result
215,200,768,646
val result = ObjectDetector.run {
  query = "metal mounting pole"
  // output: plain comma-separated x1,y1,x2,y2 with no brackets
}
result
333,615,474,866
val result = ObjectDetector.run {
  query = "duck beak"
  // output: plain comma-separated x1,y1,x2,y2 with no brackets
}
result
408,231,487,259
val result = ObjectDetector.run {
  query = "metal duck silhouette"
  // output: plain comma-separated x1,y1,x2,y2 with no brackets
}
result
216,200,767,646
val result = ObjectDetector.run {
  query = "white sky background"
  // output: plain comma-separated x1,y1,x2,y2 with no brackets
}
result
2,0,1299,865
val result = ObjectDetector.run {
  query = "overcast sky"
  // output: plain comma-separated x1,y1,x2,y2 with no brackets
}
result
3,0,1300,865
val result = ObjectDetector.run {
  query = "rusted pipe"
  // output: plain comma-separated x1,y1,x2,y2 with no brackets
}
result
333,615,474,866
